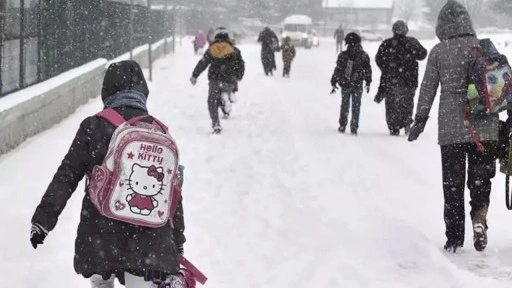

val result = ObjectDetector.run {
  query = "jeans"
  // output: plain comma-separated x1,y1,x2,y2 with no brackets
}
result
339,87,363,131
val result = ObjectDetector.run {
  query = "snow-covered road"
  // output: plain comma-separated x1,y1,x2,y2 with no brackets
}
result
2,36,512,288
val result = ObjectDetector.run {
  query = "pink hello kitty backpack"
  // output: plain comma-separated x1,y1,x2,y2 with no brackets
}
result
87,108,181,228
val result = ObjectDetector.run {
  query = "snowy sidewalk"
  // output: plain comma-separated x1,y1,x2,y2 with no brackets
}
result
1,39,512,288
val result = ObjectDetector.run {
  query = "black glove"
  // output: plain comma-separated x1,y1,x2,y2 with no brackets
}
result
177,243,184,255
408,117,429,142
30,223,48,249
330,83,338,95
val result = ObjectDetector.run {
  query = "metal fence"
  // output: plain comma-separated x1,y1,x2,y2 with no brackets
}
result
0,0,175,97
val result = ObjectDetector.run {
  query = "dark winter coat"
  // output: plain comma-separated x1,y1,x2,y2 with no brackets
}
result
331,44,372,89
280,42,296,63
414,0,499,145
192,39,245,84
31,60,185,281
376,35,427,92
258,28,279,72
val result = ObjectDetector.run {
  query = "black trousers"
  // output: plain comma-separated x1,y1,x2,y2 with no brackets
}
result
208,81,233,127
339,87,363,131
440,142,497,246
385,86,415,131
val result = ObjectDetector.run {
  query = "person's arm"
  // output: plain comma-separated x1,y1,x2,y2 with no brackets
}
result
234,48,245,81
375,42,387,70
31,117,94,232
363,53,372,88
192,51,212,79
172,198,185,253
331,54,345,86
415,47,440,122
407,37,428,61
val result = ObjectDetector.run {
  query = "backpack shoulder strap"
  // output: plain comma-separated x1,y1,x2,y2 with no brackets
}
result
96,108,126,127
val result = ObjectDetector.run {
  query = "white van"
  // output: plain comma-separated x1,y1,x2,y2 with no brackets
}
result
281,15,314,48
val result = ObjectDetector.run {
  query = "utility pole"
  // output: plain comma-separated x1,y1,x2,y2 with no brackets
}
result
129,0,134,60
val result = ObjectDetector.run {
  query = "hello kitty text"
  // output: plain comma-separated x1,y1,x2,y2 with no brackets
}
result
138,143,164,165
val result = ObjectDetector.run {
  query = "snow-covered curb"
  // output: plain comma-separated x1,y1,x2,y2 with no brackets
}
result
0,38,173,155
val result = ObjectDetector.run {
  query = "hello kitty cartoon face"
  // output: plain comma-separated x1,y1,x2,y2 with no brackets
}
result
127,164,166,197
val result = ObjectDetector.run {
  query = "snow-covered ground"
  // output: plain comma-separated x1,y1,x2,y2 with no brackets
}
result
3,36,512,288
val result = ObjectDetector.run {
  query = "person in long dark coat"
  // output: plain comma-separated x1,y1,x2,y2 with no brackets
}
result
258,27,279,76
376,20,427,136
30,60,186,287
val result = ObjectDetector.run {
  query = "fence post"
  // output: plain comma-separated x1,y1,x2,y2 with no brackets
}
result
172,5,176,53
129,0,134,60
148,0,152,82
163,3,168,55
0,1,4,94
19,0,26,89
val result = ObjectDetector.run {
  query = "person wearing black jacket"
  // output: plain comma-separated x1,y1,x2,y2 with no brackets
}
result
258,27,279,76
190,27,245,134
30,60,186,287
376,20,427,136
331,32,372,135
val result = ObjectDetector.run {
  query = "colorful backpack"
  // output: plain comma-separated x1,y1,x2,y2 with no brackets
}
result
87,108,181,228
465,39,512,151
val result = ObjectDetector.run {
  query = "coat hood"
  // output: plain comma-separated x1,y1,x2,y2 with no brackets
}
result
436,0,476,41
101,60,149,101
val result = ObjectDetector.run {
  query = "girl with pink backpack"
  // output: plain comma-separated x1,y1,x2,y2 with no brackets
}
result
30,60,206,288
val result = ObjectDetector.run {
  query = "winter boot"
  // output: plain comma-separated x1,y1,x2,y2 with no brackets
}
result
472,205,488,252
351,128,358,136
390,129,400,136
212,125,222,134
338,126,346,134
404,125,411,135
443,241,463,253
90,275,115,288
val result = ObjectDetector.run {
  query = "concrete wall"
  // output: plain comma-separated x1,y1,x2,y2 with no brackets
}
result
0,38,172,155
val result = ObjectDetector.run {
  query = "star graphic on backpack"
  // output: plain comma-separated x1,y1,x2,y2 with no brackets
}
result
167,169,173,175
127,152,135,160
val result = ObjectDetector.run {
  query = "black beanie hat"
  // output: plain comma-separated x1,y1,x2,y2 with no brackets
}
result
345,32,361,45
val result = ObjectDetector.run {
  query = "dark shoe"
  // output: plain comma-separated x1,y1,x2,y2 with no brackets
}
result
472,205,488,252
351,128,358,136
444,241,463,253
444,244,463,253
404,125,411,135
473,223,488,252
212,124,222,134
390,129,400,136
338,126,346,134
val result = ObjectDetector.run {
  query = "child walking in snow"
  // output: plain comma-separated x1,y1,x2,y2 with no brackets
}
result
280,36,296,77
330,32,372,135
30,60,186,288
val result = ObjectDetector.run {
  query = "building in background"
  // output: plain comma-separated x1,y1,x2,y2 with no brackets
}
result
322,0,394,30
